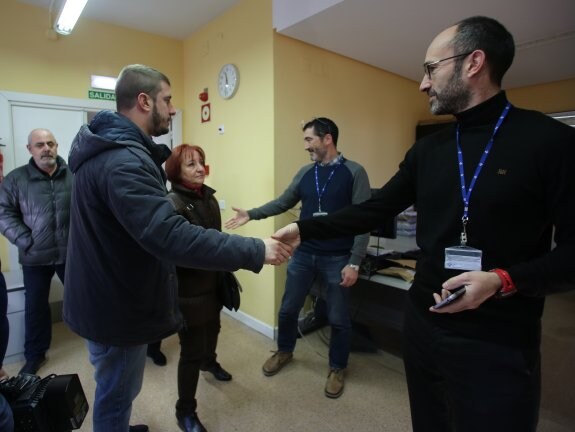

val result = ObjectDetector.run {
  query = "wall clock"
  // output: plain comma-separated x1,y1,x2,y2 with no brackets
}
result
218,63,239,99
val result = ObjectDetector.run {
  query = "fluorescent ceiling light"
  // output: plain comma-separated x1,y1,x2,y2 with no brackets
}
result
54,0,88,35
91,75,117,91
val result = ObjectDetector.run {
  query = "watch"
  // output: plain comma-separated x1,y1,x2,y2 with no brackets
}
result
217,63,239,99
348,264,360,271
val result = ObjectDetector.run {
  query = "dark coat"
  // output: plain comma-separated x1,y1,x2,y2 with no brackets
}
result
0,156,72,266
168,183,222,326
63,110,265,346
0,260,7,368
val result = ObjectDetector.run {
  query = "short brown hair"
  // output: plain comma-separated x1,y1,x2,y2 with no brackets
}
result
453,16,515,86
165,144,206,184
115,64,171,112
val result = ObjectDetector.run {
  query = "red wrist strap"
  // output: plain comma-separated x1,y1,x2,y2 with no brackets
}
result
490,268,517,298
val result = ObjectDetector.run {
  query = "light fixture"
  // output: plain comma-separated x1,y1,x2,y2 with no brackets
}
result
54,0,88,35
91,75,117,91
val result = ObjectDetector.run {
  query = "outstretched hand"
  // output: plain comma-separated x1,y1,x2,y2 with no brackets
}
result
263,238,293,265
224,207,250,230
273,223,301,250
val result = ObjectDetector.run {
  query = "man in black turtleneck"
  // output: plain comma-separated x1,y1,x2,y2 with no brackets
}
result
274,16,575,432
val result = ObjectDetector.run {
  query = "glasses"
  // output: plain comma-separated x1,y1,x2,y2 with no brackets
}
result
423,51,473,79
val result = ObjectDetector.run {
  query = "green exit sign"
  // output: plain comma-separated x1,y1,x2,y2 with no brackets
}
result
88,90,116,101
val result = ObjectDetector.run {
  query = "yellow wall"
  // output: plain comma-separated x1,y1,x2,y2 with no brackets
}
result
273,35,429,189
507,78,575,113
182,0,277,324
271,35,430,319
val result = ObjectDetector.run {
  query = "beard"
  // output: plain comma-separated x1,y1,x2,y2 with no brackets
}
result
38,154,57,170
307,150,318,161
150,105,170,137
429,62,471,115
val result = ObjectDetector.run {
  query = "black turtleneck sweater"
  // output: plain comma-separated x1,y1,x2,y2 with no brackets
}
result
298,92,575,342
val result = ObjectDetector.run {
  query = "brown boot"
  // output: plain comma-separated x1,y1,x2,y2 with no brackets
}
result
262,351,293,376
324,368,345,398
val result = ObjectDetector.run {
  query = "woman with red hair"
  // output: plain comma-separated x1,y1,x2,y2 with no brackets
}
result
165,144,232,432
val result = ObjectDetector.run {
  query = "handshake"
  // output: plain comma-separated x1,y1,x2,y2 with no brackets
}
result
224,207,300,266
262,223,301,265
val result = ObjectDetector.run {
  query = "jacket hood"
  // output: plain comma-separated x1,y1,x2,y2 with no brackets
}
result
68,110,169,173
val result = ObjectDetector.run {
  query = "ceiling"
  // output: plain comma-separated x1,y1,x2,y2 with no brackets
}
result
20,0,575,89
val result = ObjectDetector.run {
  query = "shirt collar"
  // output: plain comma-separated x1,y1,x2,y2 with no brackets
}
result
318,152,343,167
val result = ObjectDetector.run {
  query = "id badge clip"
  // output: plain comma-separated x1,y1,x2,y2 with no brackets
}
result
444,217,482,271
444,246,482,271
312,211,328,217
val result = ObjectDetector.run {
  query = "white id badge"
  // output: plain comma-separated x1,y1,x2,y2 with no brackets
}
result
444,246,482,271
312,212,328,217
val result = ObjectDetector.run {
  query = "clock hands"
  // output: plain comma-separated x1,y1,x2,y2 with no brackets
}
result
219,64,238,99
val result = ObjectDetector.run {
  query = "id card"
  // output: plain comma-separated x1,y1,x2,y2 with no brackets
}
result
444,246,482,271
312,212,328,217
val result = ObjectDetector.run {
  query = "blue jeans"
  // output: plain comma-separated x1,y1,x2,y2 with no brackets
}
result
87,341,147,432
22,264,65,361
0,394,13,432
277,250,351,369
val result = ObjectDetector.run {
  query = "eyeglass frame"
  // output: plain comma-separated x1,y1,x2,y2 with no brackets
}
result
423,51,474,80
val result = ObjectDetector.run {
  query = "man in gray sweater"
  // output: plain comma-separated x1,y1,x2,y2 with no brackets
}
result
226,117,370,399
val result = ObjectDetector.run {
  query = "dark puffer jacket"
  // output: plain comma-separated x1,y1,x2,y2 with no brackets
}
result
0,156,72,266
63,110,265,346
168,183,223,326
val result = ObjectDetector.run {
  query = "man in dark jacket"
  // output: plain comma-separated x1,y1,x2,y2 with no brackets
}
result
64,64,292,432
0,128,72,375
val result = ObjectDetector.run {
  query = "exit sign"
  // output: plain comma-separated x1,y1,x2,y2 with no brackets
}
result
88,90,116,101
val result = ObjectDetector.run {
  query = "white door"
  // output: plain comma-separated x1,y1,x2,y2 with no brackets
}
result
11,105,85,166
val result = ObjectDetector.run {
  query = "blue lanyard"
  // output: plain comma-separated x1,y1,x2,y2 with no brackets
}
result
314,160,341,212
456,102,511,245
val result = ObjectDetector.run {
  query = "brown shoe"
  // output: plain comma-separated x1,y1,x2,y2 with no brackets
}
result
262,351,293,376
325,368,345,398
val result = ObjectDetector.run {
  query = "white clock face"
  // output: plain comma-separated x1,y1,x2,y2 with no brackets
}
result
218,64,239,99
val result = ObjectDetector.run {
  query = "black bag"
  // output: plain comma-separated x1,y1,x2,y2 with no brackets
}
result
218,272,242,311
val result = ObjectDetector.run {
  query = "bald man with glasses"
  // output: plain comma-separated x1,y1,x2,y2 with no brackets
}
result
274,16,575,432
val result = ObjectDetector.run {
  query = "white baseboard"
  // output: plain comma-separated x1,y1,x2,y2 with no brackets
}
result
222,308,277,341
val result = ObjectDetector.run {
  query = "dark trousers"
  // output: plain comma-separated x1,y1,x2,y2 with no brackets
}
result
402,299,541,432
0,394,13,432
0,271,8,363
176,317,221,414
22,264,65,361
